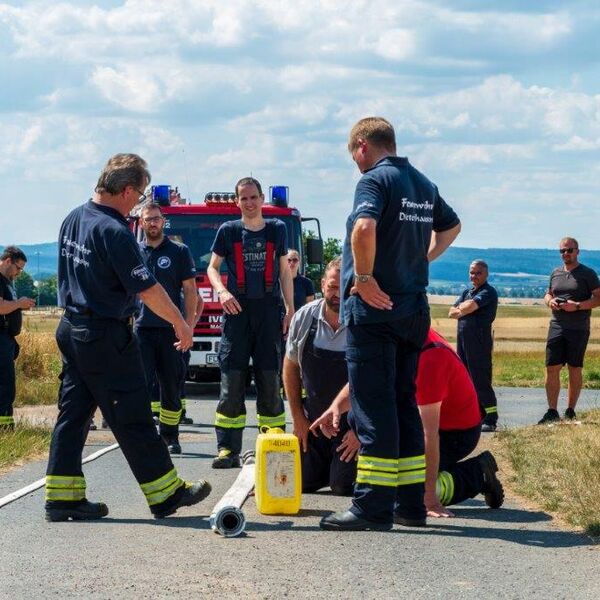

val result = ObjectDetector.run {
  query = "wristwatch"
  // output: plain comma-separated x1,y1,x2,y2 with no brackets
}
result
576,302,581,311
354,273,372,284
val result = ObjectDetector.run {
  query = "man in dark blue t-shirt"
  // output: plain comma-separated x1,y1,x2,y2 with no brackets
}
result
135,201,200,454
449,260,499,431
45,153,210,523
207,177,294,468
539,237,600,424
0,246,36,430
321,117,461,532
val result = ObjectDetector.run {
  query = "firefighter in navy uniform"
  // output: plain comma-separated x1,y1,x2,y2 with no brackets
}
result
207,177,294,468
44,154,211,522
320,117,460,531
135,200,200,454
0,247,36,430
284,257,358,495
449,260,499,432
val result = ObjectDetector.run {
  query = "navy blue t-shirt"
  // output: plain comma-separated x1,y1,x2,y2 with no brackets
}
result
341,156,459,325
211,219,288,299
58,200,156,319
136,237,196,327
455,282,498,330
293,275,315,311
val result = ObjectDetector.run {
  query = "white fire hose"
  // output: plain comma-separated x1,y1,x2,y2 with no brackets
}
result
209,450,255,537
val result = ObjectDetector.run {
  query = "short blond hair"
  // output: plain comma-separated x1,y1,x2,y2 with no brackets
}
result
348,117,396,154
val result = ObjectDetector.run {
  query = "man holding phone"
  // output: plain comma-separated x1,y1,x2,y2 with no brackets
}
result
539,237,600,424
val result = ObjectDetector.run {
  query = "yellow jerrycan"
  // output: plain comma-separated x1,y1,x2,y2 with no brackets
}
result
255,427,302,515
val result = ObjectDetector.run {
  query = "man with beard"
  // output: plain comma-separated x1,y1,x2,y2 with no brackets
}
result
283,257,358,495
539,237,600,424
135,201,201,454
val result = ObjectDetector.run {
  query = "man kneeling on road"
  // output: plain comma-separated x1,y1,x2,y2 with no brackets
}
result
311,327,504,518
283,257,358,495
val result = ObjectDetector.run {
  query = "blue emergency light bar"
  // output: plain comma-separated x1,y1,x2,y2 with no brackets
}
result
152,185,171,207
270,186,289,208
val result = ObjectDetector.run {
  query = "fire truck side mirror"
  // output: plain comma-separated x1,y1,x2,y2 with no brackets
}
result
305,238,323,266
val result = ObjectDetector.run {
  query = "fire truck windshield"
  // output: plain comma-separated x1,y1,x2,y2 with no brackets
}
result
163,213,303,273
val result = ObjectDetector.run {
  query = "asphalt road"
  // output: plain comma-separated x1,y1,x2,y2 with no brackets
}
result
1,387,599,599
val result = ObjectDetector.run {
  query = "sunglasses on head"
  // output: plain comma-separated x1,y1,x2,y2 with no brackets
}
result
560,248,575,254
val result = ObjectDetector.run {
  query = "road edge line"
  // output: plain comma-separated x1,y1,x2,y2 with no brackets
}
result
0,442,120,509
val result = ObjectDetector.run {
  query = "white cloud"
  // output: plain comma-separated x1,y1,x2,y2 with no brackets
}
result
1,0,600,248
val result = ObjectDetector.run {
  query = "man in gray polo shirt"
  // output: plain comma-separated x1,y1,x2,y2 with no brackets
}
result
283,257,358,495
539,237,600,424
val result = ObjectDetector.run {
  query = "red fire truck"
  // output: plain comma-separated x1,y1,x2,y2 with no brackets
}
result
135,185,323,381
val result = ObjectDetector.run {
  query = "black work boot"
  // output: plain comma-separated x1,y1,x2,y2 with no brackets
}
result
168,440,182,455
180,413,194,425
478,451,504,509
45,500,109,522
211,449,241,469
152,480,212,519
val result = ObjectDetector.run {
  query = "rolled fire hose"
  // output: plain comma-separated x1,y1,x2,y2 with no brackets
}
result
209,450,255,537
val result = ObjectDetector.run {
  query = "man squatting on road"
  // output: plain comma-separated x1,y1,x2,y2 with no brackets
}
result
44,153,211,522
319,117,461,531
135,200,203,455
207,177,294,469
449,260,499,432
0,246,36,430
284,257,359,496
311,327,504,517
538,237,600,424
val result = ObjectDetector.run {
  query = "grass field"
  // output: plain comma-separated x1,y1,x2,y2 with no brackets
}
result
13,305,600,408
15,325,61,407
496,410,600,536
0,425,52,475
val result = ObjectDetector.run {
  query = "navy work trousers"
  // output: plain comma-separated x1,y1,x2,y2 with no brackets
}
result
46,314,181,508
215,296,285,455
438,425,485,505
135,326,183,441
347,311,430,524
0,332,16,422
457,324,497,424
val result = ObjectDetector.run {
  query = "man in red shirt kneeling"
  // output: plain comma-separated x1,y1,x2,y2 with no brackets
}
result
416,328,503,517
312,328,504,521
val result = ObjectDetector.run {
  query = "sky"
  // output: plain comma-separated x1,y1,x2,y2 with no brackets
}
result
1,0,599,248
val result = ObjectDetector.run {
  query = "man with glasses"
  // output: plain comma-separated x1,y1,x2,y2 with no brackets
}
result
135,201,202,454
45,153,211,522
0,246,36,430
449,260,499,432
538,237,600,424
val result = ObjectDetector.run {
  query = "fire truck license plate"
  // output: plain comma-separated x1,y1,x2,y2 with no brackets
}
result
206,354,219,365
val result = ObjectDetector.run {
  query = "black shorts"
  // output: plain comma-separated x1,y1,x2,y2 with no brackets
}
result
545,324,590,368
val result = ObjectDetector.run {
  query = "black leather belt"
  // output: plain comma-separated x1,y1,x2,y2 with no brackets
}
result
64,308,132,325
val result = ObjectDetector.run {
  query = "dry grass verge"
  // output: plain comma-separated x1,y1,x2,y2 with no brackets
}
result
15,331,61,406
495,410,600,536
0,425,52,476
